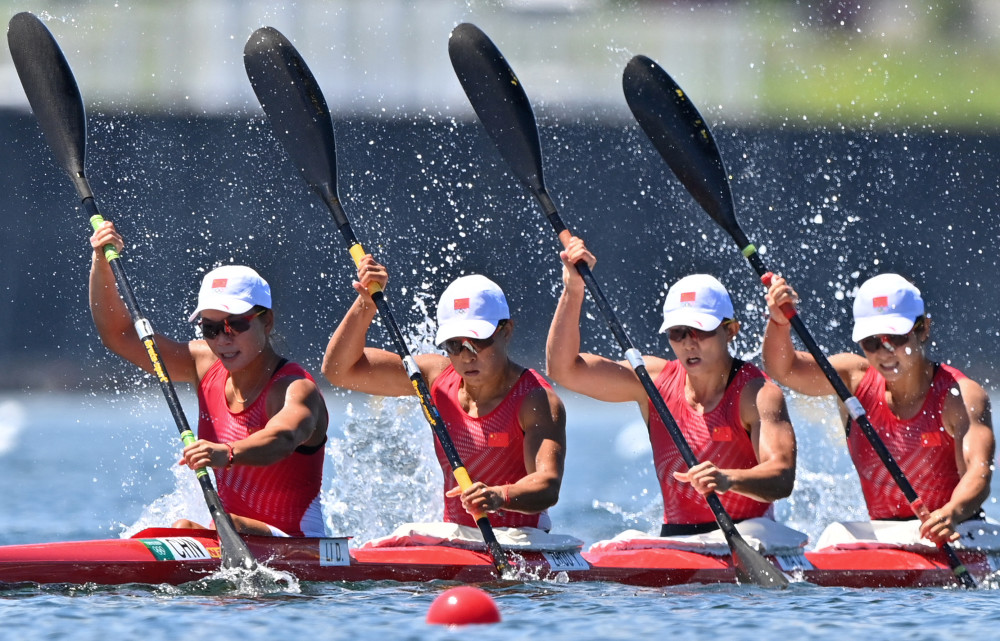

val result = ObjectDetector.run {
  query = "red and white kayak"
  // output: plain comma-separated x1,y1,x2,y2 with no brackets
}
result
0,527,996,588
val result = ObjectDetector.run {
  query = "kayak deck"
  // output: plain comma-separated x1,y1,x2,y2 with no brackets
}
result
0,528,995,588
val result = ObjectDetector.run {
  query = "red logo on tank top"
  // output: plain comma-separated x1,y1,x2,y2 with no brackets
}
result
454,298,470,310
921,431,944,447
488,432,509,447
711,426,733,442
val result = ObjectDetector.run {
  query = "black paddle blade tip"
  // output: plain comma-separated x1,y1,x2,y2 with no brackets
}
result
729,536,789,588
7,11,89,180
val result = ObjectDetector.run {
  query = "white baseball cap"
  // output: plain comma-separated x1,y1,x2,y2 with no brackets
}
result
658,274,734,333
851,273,924,341
434,274,510,344
187,265,272,322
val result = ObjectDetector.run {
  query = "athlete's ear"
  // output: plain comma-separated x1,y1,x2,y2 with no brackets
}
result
725,319,740,341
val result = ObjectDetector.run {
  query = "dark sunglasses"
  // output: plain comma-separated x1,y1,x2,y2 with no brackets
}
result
858,333,911,353
441,321,506,356
666,321,730,343
198,309,266,340
858,318,924,353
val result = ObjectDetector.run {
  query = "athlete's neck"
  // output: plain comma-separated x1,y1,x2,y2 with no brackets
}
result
883,357,936,416
229,348,282,405
684,353,735,413
459,360,523,417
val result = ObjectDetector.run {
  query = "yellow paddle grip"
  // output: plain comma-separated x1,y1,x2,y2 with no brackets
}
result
349,243,383,295
452,466,488,520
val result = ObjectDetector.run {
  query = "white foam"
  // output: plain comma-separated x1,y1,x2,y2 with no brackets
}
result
0,399,27,456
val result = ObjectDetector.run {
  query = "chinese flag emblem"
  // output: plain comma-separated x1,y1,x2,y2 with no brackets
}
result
872,295,889,309
488,432,510,448
680,291,696,303
711,426,733,442
211,278,228,289
921,431,944,447
454,298,470,310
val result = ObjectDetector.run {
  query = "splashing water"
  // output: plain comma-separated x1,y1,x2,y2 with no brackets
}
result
120,463,212,536
323,396,443,543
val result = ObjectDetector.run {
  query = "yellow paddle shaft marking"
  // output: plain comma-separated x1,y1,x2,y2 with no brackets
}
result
349,243,382,294
411,381,436,423
741,243,757,258
89,215,120,261
142,338,169,383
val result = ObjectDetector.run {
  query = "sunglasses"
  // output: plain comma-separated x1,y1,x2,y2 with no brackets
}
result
198,309,266,340
858,333,911,353
666,321,730,343
441,321,506,356
858,318,924,353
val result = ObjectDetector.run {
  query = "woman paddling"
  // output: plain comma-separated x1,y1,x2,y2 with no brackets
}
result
764,273,994,544
322,256,566,530
547,237,796,535
89,221,329,537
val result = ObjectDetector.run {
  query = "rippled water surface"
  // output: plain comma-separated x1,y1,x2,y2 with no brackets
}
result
1,391,998,640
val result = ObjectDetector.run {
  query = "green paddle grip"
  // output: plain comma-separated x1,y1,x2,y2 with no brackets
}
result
180,429,209,479
89,215,120,261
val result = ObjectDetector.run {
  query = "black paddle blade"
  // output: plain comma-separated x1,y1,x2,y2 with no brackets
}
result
448,23,546,194
622,55,750,247
244,26,345,223
726,530,790,588
7,12,88,189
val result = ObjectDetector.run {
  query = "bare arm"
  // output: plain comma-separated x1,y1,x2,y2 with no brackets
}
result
921,377,994,543
672,377,796,502
762,274,865,396
89,220,198,383
545,235,653,408
450,385,567,516
180,376,328,469
506,385,567,513
321,254,449,396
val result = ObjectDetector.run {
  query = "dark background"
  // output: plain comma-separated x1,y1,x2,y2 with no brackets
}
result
3,109,999,392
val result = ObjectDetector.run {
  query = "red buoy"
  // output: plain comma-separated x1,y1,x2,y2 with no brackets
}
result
426,586,501,625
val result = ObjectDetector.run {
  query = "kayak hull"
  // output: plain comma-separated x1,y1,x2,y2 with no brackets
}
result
0,528,994,588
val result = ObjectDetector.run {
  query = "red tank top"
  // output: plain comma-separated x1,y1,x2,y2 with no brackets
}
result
197,359,326,536
649,360,772,525
848,363,963,519
430,366,551,528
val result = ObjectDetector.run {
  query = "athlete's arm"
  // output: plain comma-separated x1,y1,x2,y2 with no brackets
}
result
673,377,796,502
89,220,198,383
178,375,327,469
322,255,450,395
546,235,657,409
762,274,866,396
921,377,994,543
448,385,567,516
